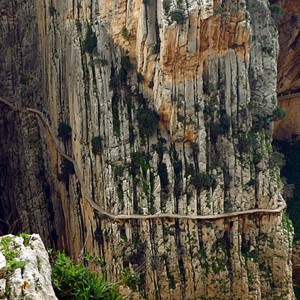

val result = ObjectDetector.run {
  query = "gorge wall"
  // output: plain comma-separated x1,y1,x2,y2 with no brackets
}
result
0,0,295,299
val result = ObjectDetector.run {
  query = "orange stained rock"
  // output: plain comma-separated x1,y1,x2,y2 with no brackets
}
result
160,11,250,77
21,280,29,290
159,101,173,123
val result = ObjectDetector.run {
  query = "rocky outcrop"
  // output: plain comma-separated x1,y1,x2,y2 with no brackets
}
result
0,0,295,299
0,234,57,300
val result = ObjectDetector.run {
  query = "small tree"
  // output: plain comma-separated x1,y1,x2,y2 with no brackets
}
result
158,162,169,190
271,107,286,121
137,72,144,83
190,142,200,156
136,107,159,139
121,55,132,72
269,151,285,169
170,9,185,23
83,24,97,54
58,123,72,142
220,114,231,134
163,0,171,13
191,172,215,192
49,5,57,16
121,26,130,41
91,136,103,155
58,159,75,182
270,4,284,20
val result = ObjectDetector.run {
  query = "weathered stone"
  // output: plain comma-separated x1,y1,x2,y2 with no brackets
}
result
0,235,57,300
0,0,296,299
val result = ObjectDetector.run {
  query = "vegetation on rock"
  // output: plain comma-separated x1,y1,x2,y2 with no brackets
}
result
170,9,185,23
121,26,130,41
58,159,75,182
51,252,123,300
58,123,72,142
136,106,159,139
0,236,26,272
191,172,216,192
271,106,286,121
91,136,103,155
83,24,97,54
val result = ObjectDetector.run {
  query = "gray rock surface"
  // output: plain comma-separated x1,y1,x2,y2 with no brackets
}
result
0,234,57,300
0,0,296,299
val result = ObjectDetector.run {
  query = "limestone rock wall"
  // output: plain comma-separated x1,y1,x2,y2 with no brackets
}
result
0,234,57,300
274,0,300,94
0,0,66,251
0,0,295,299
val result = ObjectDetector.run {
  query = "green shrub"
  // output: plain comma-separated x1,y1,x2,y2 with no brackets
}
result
58,123,72,142
121,26,130,41
238,134,258,154
253,152,263,165
58,159,75,182
91,136,103,155
220,114,231,134
269,151,285,168
170,9,185,23
19,233,30,247
136,107,160,139
270,4,284,16
117,183,124,203
0,237,26,272
112,93,121,136
49,6,57,16
185,163,196,178
271,106,286,121
99,58,109,66
51,252,123,300
114,165,124,178
121,55,132,72
209,122,222,143
148,80,154,89
163,0,171,13
191,172,215,192
130,151,149,177
203,83,214,95
158,162,169,189
137,72,144,83
122,268,140,291
75,20,82,31
194,102,201,112
109,75,119,90
83,24,97,54
203,97,217,114
190,142,200,156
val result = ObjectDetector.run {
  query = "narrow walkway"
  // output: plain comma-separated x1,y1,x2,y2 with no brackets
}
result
277,92,300,101
0,97,287,221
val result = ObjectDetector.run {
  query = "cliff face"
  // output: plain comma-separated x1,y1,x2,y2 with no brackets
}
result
0,0,295,299
275,0,300,94
273,0,300,141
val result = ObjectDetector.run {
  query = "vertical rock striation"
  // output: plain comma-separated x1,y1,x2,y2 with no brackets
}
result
0,0,295,299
